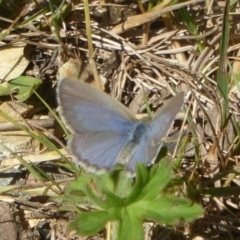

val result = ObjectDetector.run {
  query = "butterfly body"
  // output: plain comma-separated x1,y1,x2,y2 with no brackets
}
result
57,78,184,174
118,122,148,166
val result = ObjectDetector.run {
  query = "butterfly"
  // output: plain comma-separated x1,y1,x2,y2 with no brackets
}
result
57,78,184,174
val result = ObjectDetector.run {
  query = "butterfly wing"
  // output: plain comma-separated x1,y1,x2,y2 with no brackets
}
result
70,131,132,172
57,78,137,171
126,92,184,172
57,78,137,134
147,92,184,163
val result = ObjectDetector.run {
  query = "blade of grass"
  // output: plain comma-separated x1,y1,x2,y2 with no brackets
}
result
33,89,70,138
0,110,65,159
178,7,204,52
0,143,62,192
83,0,102,90
217,0,230,127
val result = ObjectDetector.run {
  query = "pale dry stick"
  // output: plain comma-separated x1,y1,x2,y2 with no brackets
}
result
180,88,215,181
111,0,205,34
136,70,166,89
140,0,148,46
161,9,187,64
75,3,136,10
201,73,218,88
186,45,199,68
153,69,180,95
137,29,181,55
133,69,176,103
213,197,240,217
134,69,176,96
117,55,146,91
149,67,175,90
129,26,218,54
83,0,102,90
192,32,221,72
133,72,174,109
0,16,13,24
0,31,47,44
93,25,147,62
148,29,180,45
2,178,73,196
144,52,186,67
79,32,133,51
0,119,55,131
129,69,157,91
121,65,148,91
109,64,124,99
206,0,214,14
0,149,68,170
111,54,129,100
9,39,59,49
172,26,220,40
230,18,240,83
154,45,194,55
227,43,240,52
115,69,128,102
187,72,219,109
150,62,192,89
25,24,59,42
203,64,219,77
142,19,150,46
224,135,240,168
124,28,178,45
202,42,240,72
142,61,187,94
141,0,172,45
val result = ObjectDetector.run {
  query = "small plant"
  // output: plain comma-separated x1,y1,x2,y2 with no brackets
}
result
64,159,203,240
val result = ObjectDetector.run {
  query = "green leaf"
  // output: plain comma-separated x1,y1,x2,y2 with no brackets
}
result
179,8,198,35
70,209,118,236
65,174,92,196
0,76,41,101
178,7,203,52
85,184,108,210
104,190,124,208
93,172,116,194
125,163,150,205
133,197,203,224
138,159,173,201
0,82,11,95
118,207,144,240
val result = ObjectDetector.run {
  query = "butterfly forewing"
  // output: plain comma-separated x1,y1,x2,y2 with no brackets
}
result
57,78,137,171
57,78,137,134
149,92,184,146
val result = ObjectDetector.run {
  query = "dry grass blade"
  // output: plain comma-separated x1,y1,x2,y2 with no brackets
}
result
111,0,205,34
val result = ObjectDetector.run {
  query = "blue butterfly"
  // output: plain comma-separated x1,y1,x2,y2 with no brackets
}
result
57,78,184,174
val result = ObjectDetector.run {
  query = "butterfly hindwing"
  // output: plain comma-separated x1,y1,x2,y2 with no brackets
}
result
70,131,132,171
